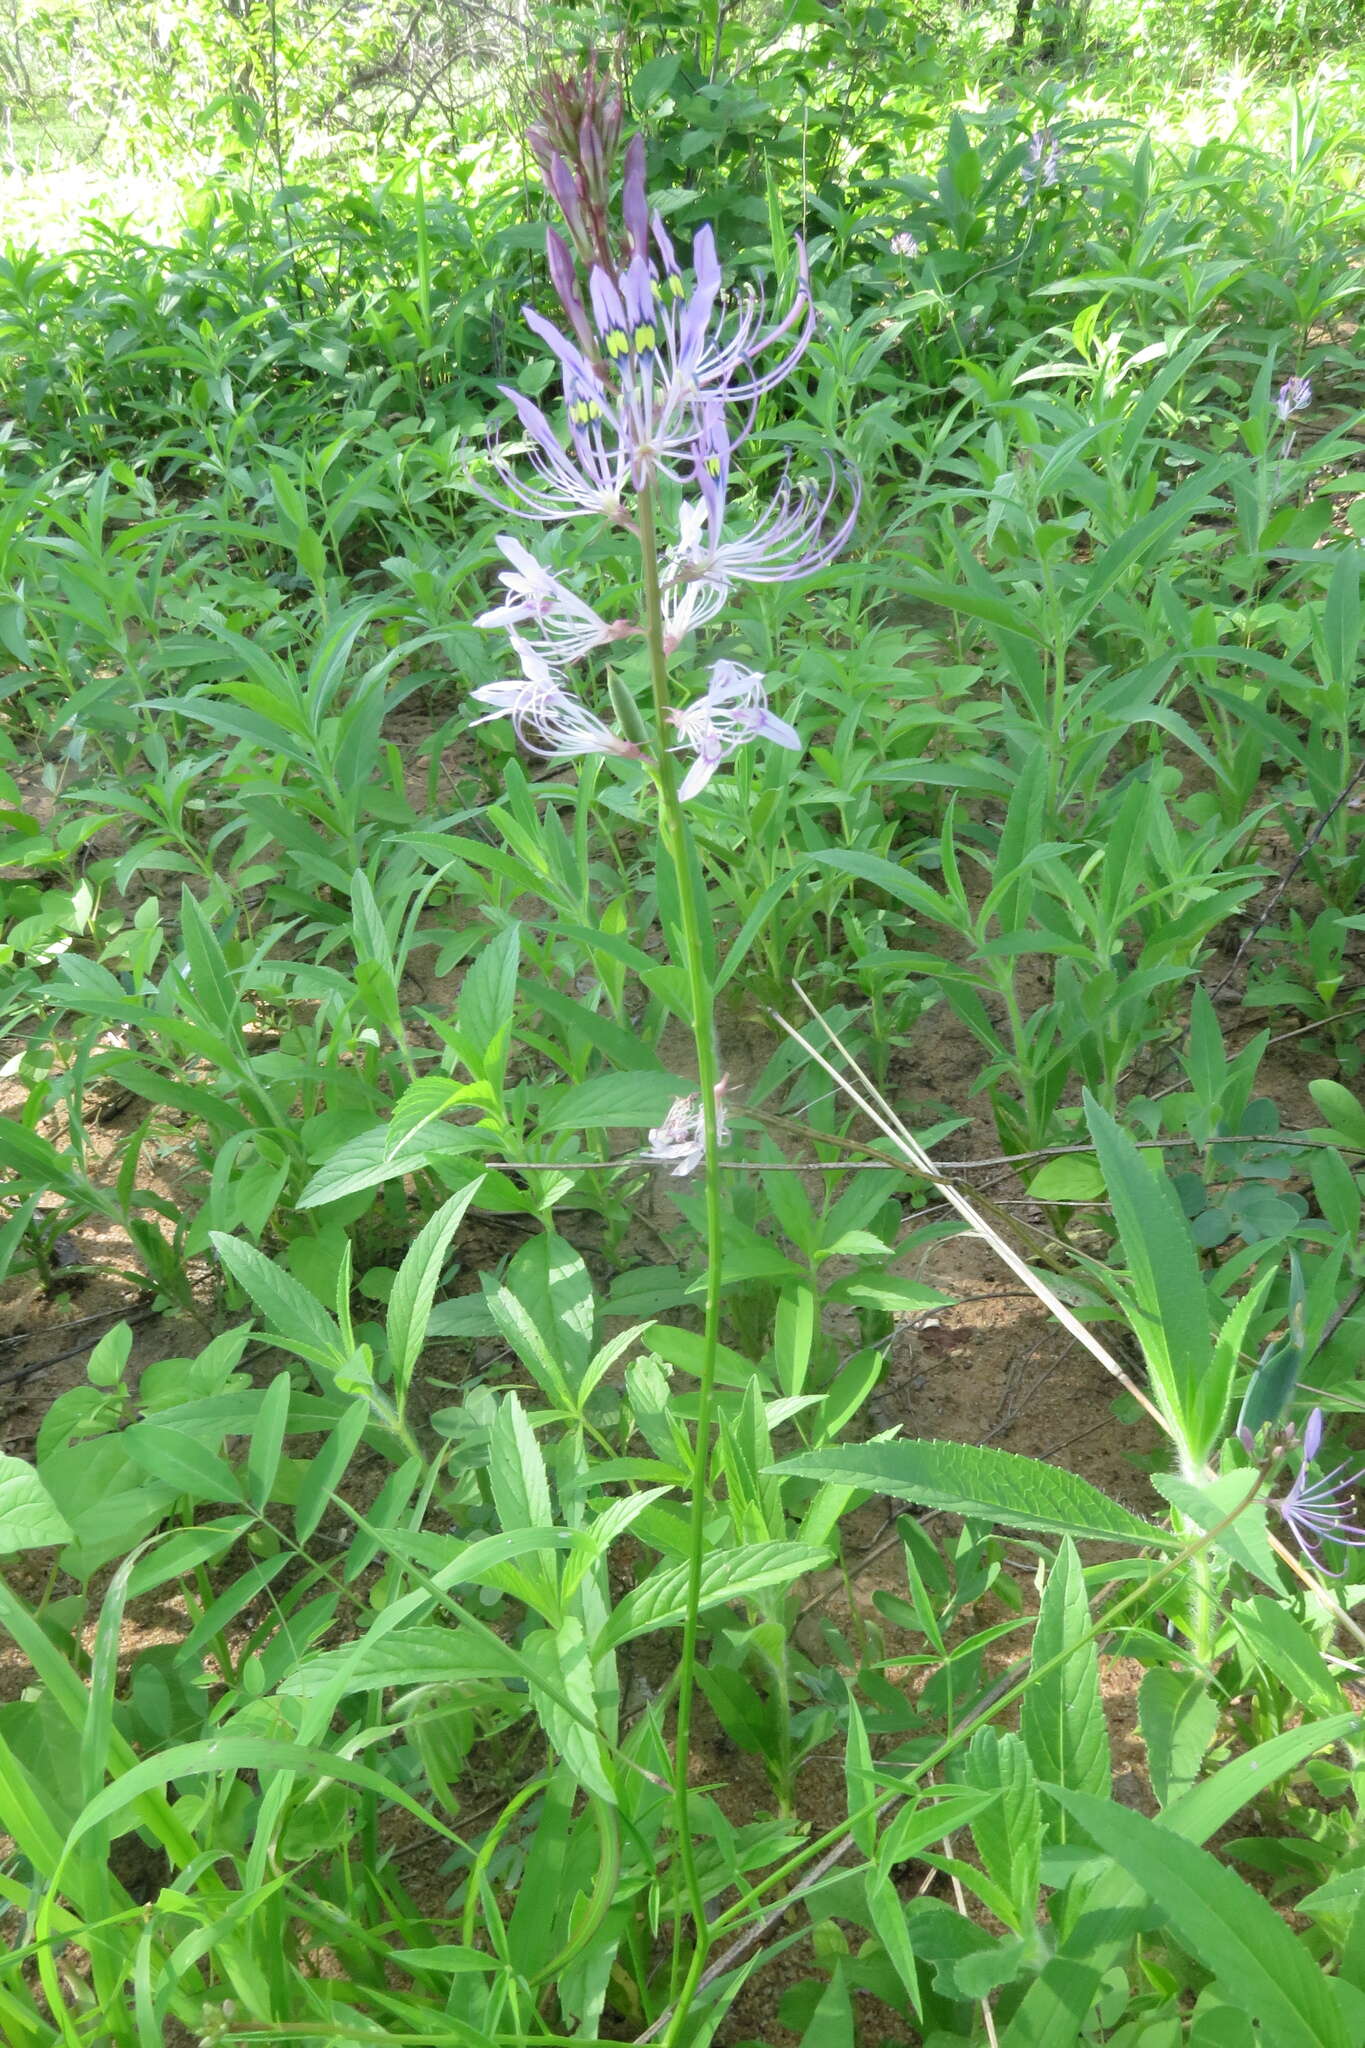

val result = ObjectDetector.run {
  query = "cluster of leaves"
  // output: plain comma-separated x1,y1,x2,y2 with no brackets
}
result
0,20,1364,2046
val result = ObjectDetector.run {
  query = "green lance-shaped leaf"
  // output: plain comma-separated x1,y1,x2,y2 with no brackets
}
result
596,1542,828,1653
384,1179,484,1407
773,1439,1165,1547
1021,1539,1110,1845
1084,1091,1213,1456
1050,1789,1352,2048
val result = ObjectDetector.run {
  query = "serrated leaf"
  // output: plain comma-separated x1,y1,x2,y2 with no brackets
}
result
488,1392,553,1538
772,1439,1163,1546
965,1726,1040,1932
211,1233,342,1364
523,1616,614,1803
1021,1539,1109,1842
596,1541,828,1652
0,1453,72,1552
1051,1789,1351,2048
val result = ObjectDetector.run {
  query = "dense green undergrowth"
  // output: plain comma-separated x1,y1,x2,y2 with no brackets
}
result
1,17,1364,2046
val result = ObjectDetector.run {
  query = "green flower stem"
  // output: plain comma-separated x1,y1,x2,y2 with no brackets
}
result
635,481,724,2028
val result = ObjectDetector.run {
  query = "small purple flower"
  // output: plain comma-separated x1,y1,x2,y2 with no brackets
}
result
1274,1409,1365,1576
1022,126,1062,191
669,661,801,801
475,534,631,664
491,381,635,525
470,636,641,763
889,230,920,259
645,1078,731,1176
1275,375,1312,423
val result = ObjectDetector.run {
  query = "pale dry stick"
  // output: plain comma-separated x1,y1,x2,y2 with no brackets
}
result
769,990,1177,1446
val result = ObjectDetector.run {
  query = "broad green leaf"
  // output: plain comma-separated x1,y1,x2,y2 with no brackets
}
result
489,1233,594,1403
1151,1470,1278,1588
488,1393,553,1541
295,1125,487,1208
456,922,520,1065
385,1180,484,1397
1231,1595,1343,1713
1021,1540,1109,1841
1084,1093,1210,1453
1029,1154,1105,1203
1309,1079,1365,1152
1299,1868,1365,1916
537,1070,687,1130
1138,1668,1218,1808
245,1372,293,1513
278,1626,522,1695
121,1425,241,1505
773,1439,1163,1546
1051,1789,1351,2048
597,1542,828,1652
965,1727,1040,1932
0,1454,72,1552
523,1616,614,1803
294,1401,369,1544
125,1520,252,1600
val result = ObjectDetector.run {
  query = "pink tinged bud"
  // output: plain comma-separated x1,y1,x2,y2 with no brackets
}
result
546,153,587,249
579,111,606,201
602,89,624,158
622,134,649,258
545,228,595,357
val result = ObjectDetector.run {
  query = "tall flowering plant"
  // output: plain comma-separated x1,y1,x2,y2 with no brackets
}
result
467,60,857,2031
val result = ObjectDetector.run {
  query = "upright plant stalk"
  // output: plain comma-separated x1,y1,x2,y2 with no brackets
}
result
637,481,725,2012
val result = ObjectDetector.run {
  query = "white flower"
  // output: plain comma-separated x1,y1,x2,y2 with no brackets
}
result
470,635,639,761
669,661,801,800
644,1079,731,1176
475,533,627,664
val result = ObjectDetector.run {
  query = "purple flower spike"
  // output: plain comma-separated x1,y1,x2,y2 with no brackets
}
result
1275,375,1312,423
669,661,801,800
471,636,641,763
1022,126,1062,191
490,384,632,526
1275,1408,1365,1576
